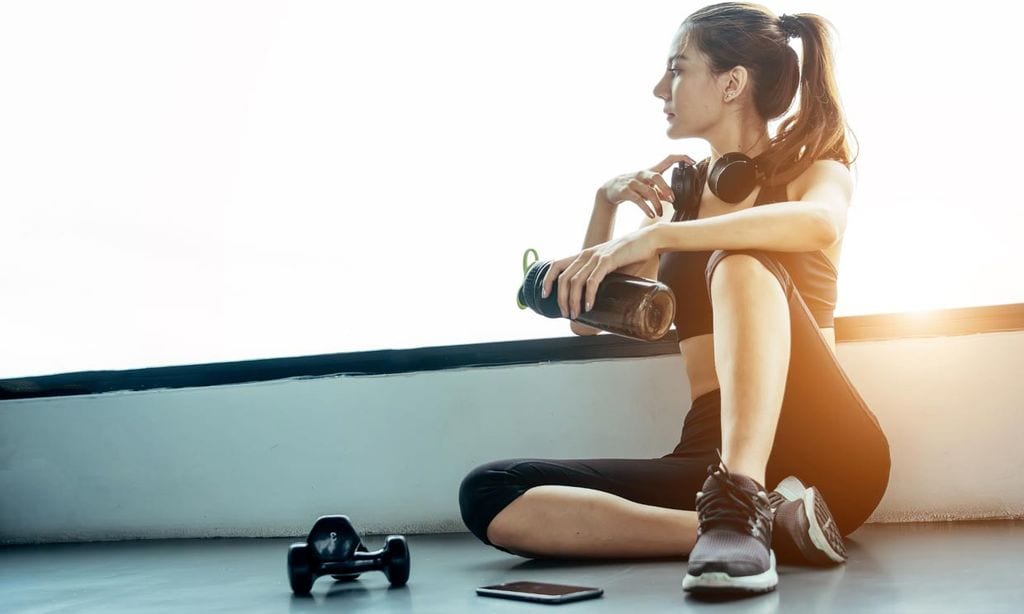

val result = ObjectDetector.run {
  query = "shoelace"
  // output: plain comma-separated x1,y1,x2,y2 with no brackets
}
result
697,462,774,534
766,490,786,513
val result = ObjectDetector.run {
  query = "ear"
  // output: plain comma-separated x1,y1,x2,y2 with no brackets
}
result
720,65,750,100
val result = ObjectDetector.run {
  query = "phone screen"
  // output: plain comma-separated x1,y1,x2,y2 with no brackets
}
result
476,580,604,604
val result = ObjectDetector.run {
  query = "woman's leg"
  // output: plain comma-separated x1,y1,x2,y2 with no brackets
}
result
706,248,891,536
460,454,714,559
763,268,891,537
680,249,827,593
486,482,699,559
706,251,791,487
459,391,723,559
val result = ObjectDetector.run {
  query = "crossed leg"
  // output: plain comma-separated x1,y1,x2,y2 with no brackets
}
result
486,484,700,559
481,250,793,558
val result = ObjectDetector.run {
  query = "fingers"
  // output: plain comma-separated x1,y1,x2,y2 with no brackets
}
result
567,258,600,320
621,191,657,219
543,253,607,319
626,182,667,218
583,263,608,317
540,257,579,318
541,260,565,301
649,154,696,174
635,182,668,217
646,173,674,203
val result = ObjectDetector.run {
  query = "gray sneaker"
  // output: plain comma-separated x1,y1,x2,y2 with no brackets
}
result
767,476,847,566
682,460,777,595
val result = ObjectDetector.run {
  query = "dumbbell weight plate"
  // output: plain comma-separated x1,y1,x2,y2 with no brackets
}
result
287,543,315,595
384,536,410,587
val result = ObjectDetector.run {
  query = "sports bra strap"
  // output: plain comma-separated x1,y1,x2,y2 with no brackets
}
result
754,181,788,206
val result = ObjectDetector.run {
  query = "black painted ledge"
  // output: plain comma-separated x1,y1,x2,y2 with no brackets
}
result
1,303,1021,401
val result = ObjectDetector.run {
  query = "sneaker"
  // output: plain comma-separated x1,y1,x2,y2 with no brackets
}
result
682,459,777,595
767,476,847,566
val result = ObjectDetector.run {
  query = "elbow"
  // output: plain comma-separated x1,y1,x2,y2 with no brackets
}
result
815,212,839,249
813,201,847,249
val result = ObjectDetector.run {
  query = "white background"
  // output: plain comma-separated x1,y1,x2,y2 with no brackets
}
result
1,0,1021,377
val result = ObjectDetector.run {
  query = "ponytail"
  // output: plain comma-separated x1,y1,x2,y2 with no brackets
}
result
761,12,859,187
681,2,859,187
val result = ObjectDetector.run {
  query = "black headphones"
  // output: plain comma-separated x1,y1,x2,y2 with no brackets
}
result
670,152,764,220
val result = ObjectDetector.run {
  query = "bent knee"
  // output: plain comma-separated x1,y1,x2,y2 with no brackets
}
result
458,460,508,519
706,250,771,281
458,460,529,549
705,249,790,296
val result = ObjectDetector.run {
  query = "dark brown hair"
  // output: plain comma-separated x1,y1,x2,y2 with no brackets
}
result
682,2,858,187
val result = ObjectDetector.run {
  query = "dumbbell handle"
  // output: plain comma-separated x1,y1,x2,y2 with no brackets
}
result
321,551,386,573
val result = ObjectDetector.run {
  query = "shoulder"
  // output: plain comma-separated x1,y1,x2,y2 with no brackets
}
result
787,158,854,204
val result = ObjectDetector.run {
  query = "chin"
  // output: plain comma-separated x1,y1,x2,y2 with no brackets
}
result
667,126,691,140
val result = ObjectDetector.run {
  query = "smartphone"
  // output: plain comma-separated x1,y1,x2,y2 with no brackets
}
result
476,580,604,604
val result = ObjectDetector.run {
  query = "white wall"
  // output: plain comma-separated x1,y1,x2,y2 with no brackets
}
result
2,330,1023,545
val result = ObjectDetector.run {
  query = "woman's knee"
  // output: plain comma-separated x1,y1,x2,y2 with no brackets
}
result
705,249,791,298
458,459,530,549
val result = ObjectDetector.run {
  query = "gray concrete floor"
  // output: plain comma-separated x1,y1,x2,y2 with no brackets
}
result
2,520,1023,613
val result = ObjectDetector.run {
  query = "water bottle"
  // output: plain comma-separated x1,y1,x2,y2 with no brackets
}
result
517,250,676,342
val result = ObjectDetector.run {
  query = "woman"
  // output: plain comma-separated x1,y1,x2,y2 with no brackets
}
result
459,1,890,596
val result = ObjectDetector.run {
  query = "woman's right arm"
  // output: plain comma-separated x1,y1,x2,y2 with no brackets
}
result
568,155,693,336
570,189,618,336
569,189,667,336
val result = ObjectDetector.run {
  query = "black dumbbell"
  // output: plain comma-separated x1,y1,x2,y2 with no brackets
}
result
287,515,410,594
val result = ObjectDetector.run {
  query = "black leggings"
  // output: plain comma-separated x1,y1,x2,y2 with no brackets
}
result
459,249,891,555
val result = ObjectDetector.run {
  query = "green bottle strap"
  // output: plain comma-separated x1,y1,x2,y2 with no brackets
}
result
516,248,540,310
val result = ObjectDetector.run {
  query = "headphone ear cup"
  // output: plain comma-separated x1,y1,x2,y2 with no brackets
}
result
709,151,758,204
671,162,699,221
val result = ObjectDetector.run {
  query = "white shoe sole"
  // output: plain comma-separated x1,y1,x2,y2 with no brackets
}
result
775,476,846,564
682,551,778,594
803,487,846,563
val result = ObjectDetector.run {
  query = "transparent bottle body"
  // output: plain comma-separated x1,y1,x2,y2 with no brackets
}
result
573,273,675,342
519,261,676,342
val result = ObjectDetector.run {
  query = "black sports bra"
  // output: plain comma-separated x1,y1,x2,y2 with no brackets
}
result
656,161,838,342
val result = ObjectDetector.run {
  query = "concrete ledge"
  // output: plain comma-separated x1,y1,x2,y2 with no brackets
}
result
3,303,1021,400
2,328,1023,544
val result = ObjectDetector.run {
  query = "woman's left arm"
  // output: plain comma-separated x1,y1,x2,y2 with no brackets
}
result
546,160,854,319
651,159,854,254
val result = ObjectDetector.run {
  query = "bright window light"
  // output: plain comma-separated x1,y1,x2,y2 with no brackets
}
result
1,0,1021,377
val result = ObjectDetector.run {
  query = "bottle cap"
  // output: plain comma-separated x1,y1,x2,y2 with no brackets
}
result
516,248,540,310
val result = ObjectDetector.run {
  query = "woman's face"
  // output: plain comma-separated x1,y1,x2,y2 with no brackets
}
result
653,27,727,139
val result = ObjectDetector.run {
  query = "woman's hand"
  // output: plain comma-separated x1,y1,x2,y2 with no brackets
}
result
600,154,696,218
541,225,662,319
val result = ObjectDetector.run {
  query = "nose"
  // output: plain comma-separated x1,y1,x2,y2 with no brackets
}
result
653,71,671,101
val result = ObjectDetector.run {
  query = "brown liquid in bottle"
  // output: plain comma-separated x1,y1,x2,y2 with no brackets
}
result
572,273,675,342
519,260,676,342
